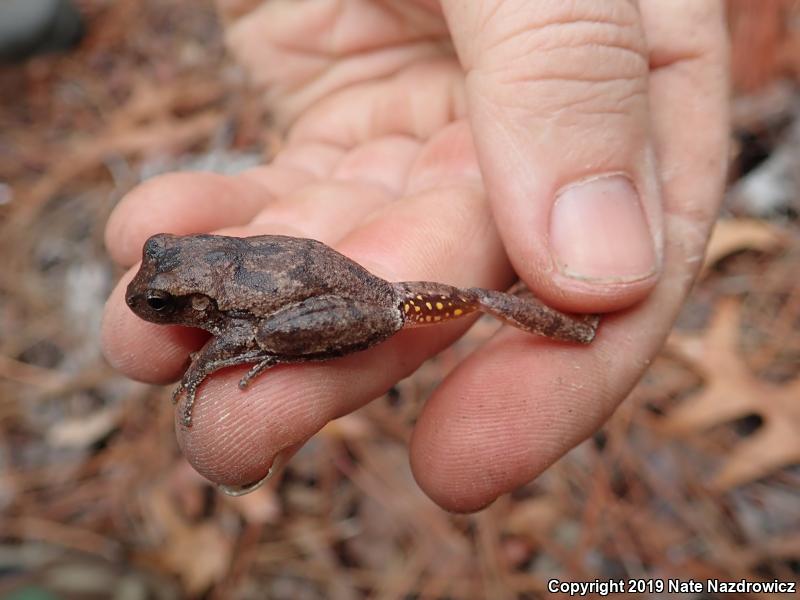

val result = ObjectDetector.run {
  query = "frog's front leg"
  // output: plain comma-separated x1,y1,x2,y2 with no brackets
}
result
394,281,598,343
175,328,271,427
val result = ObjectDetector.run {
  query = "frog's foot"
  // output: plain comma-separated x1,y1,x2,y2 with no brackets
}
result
170,371,200,426
178,383,199,428
238,357,278,390
583,314,601,330
171,382,185,405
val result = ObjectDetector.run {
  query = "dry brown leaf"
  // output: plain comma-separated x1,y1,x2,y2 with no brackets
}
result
146,486,233,594
701,218,784,276
662,299,800,489
225,485,281,525
160,522,234,595
46,406,120,448
504,497,562,539
319,412,373,440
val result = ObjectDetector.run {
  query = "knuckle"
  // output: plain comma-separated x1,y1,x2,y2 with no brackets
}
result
474,1,649,118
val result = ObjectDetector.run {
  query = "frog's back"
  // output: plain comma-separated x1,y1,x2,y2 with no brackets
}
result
227,235,396,312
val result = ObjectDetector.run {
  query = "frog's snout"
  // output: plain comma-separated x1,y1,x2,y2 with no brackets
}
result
125,267,151,317
124,279,142,313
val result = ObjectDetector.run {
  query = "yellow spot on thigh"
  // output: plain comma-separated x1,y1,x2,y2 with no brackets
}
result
435,302,444,310
454,308,463,316
425,302,433,310
404,303,409,313
414,305,421,312
416,295,423,300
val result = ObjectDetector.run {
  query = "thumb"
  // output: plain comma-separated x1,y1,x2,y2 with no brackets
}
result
441,0,662,312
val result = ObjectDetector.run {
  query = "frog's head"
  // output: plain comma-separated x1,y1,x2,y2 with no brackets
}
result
125,233,235,328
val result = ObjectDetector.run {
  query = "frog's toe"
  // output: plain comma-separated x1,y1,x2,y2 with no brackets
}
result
173,384,197,427
239,357,277,389
582,314,602,337
179,387,197,427
171,383,184,405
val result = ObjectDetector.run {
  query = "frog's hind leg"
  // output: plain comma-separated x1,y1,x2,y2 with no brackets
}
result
395,282,481,326
469,285,598,343
238,357,278,390
394,281,598,344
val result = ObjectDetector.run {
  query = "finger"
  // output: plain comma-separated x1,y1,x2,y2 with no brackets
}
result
412,0,729,512
222,0,449,128
106,172,277,266
441,0,662,312
248,180,395,238
644,0,730,227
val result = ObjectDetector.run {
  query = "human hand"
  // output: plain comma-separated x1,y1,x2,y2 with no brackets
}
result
102,0,728,511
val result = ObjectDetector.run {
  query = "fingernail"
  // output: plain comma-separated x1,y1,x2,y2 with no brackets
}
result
551,175,657,283
216,446,295,497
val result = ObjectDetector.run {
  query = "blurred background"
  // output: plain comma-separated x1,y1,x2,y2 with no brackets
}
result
0,0,798,598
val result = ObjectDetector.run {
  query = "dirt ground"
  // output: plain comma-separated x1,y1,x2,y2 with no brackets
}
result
1,1,798,598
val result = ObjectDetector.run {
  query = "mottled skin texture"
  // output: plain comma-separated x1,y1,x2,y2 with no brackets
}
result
126,233,599,426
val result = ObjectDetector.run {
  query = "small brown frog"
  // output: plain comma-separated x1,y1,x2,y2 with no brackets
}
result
126,233,599,426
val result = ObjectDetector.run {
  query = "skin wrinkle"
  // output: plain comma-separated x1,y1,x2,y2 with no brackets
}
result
474,1,505,37
548,85,647,124
332,135,422,193
484,79,647,119
273,142,347,178
290,61,465,147
487,39,647,86
483,21,645,65
237,166,316,202
259,41,451,129
498,71,646,87
348,1,449,47
468,0,643,59
330,0,448,55
649,48,706,71
470,91,646,185
471,45,648,119
290,42,446,110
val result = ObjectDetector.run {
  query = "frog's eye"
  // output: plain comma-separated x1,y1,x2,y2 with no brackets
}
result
146,290,173,312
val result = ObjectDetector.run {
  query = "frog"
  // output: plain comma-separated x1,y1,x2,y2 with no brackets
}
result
125,233,599,427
